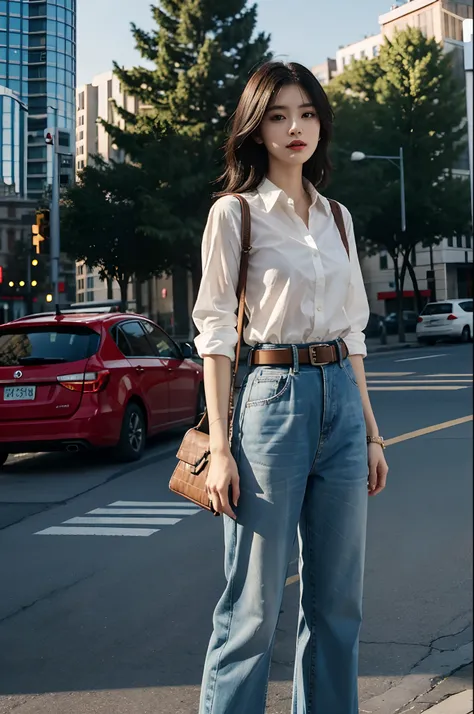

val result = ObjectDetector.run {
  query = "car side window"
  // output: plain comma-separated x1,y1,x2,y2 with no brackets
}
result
459,301,473,313
141,321,181,359
119,321,156,357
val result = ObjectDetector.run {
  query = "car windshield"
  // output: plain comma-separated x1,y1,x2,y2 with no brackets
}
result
0,326,100,367
422,303,453,316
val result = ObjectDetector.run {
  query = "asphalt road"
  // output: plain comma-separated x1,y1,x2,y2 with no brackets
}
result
0,344,472,714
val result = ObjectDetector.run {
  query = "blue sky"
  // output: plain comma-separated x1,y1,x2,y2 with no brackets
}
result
77,0,393,87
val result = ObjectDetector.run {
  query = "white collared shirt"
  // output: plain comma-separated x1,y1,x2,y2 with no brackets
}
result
193,178,370,360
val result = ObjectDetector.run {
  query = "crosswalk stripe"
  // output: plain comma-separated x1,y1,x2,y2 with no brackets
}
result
87,507,201,516
35,526,160,537
368,386,466,391
365,372,415,377
64,516,181,526
109,501,197,508
367,379,472,384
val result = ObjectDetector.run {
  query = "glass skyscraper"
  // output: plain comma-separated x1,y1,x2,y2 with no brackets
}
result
0,0,76,201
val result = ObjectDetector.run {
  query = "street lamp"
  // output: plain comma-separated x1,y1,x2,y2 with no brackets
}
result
0,86,28,198
351,147,406,233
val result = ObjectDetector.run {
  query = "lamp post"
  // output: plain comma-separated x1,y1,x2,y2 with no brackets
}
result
351,147,406,233
47,105,60,307
0,86,28,198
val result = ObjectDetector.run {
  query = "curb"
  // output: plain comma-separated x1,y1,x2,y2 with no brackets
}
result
424,689,473,713
360,643,473,714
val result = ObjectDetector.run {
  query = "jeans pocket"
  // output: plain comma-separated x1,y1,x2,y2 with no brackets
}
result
245,368,292,408
342,359,359,387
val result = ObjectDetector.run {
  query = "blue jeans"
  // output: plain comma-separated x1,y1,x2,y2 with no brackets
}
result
199,342,368,714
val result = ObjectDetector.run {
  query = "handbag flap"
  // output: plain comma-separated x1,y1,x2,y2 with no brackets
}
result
176,428,210,467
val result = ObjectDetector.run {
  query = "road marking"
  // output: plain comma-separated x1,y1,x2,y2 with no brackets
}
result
285,414,473,589
36,526,160,537
395,354,447,362
365,372,415,377
367,379,472,384
430,374,473,377
34,500,201,537
88,507,201,516
64,516,181,526
109,501,198,508
385,415,473,447
368,386,466,391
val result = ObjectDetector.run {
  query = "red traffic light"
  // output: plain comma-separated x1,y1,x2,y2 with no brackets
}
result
0,266,3,284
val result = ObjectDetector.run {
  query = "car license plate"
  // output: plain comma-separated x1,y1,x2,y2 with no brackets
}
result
3,386,36,401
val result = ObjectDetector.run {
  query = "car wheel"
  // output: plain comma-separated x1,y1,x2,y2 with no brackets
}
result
195,384,206,424
0,453,8,468
461,326,471,343
117,402,146,462
426,338,437,346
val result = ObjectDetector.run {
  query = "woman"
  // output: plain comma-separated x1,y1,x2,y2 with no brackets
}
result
192,61,389,714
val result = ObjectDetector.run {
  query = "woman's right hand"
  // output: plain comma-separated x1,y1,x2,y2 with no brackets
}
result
206,449,240,520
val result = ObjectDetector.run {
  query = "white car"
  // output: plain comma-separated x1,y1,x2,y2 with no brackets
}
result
416,299,473,345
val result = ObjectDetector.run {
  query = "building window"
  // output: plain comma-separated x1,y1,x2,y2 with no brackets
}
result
77,292,84,303
447,236,454,247
7,205,16,218
78,91,84,110
77,278,84,290
77,263,84,276
86,290,94,301
379,253,388,270
466,235,472,249
87,276,94,289
77,145,83,155
457,235,463,248
360,49,366,59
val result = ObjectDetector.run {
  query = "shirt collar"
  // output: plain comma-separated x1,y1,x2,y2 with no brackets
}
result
257,177,331,217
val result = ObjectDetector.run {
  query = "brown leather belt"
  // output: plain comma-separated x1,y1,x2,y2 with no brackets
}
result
251,341,349,367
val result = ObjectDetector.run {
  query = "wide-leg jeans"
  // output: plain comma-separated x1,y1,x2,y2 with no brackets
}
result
199,342,369,714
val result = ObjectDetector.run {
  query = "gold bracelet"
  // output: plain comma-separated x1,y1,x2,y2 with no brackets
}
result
209,417,227,428
367,435,385,449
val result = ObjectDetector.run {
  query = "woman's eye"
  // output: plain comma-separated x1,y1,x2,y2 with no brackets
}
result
303,112,316,119
270,114,285,122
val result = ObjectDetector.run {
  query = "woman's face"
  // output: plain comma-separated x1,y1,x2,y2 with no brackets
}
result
256,83,321,167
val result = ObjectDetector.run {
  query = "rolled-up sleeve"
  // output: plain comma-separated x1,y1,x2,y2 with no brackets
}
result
192,196,242,360
341,206,370,357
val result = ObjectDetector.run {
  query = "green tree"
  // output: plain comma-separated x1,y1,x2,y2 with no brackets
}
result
102,0,271,333
61,158,177,309
326,28,471,340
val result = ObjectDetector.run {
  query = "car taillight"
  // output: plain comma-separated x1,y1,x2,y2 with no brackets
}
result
447,314,458,321
57,370,110,393
417,317,423,323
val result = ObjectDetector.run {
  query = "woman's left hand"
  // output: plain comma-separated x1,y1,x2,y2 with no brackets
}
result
367,443,388,496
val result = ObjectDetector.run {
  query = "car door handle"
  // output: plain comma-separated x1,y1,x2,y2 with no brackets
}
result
135,366,145,373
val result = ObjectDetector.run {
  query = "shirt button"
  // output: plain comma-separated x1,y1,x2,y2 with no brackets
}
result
317,306,322,312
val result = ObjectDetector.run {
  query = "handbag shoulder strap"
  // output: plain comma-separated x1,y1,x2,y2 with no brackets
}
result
196,193,252,436
328,199,350,258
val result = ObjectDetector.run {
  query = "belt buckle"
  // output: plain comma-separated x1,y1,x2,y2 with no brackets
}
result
309,344,330,367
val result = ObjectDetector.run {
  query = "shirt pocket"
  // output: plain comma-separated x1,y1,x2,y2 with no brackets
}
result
245,367,292,408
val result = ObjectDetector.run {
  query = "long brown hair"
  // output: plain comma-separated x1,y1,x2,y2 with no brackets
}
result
217,61,334,196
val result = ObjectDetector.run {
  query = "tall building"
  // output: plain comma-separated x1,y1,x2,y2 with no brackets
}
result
311,58,338,86
74,71,178,333
0,0,76,201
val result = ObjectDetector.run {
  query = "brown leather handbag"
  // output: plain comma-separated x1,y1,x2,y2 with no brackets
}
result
169,194,252,515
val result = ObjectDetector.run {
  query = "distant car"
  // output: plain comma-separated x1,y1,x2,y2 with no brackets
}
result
416,299,473,345
363,313,384,339
383,310,419,335
0,309,204,467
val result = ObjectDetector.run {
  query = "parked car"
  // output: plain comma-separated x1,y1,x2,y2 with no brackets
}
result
416,299,473,345
363,313,384,339
382,310,419,335
0,309,204,467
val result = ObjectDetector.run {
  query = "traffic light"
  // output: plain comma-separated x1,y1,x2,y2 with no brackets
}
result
32,209,50,254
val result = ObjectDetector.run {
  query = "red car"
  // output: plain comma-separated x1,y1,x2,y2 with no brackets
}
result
0,309,204,465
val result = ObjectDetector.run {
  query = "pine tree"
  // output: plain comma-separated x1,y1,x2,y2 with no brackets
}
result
102,2,271,333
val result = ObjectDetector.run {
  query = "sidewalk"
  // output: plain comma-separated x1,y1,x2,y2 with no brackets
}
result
397,663,473,714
